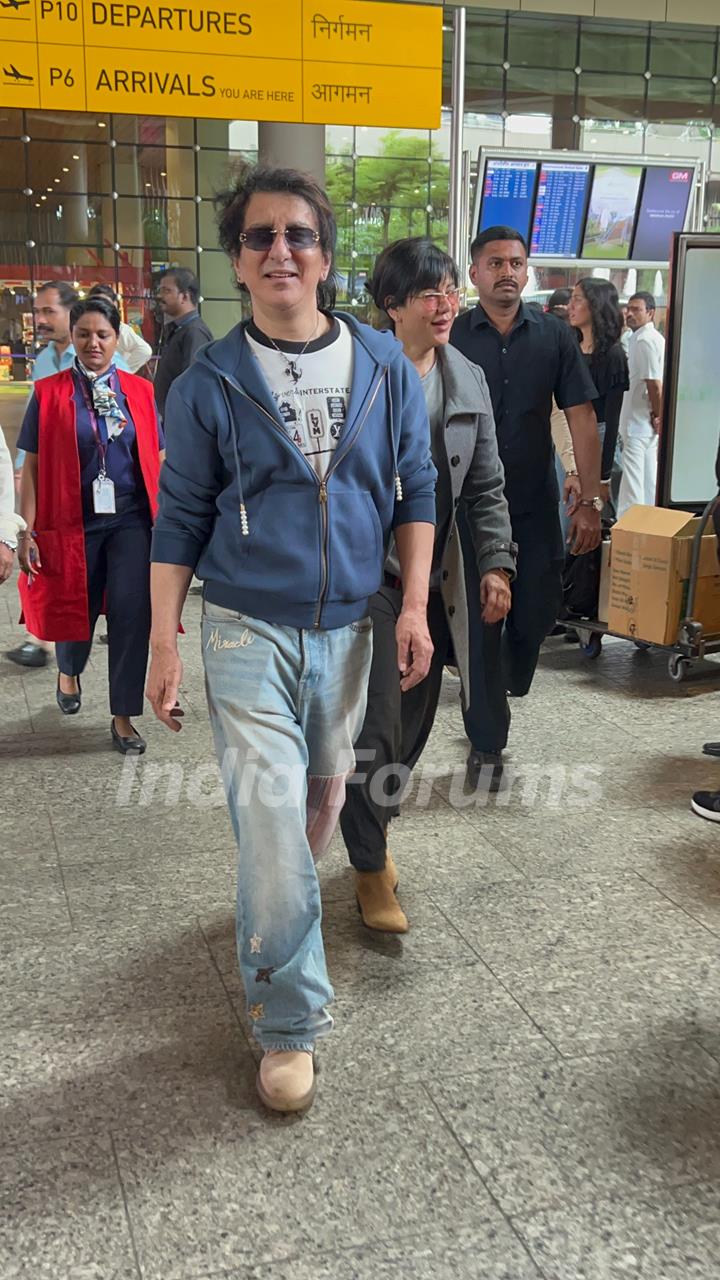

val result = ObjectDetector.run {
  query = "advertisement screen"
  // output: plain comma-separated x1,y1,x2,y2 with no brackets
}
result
632,167,693,262
479,158,537,243
530,161,591,258
669,246,720,506
582,165,642,259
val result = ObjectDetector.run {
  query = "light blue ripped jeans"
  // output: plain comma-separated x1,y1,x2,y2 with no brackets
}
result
202,603,373,1052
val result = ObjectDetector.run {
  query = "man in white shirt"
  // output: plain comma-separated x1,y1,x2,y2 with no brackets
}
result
617,291,665,517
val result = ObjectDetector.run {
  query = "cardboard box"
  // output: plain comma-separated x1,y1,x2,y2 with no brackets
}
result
597,540,611,625
607,506,720,645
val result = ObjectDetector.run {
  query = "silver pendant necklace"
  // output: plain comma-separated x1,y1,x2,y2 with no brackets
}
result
266,316,320,385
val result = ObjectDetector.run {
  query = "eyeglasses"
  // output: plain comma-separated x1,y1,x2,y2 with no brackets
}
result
238,225,321,252
414,287,463,312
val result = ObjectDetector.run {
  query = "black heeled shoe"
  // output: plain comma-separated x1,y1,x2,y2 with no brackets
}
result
56,675,81,715
111,719,146,755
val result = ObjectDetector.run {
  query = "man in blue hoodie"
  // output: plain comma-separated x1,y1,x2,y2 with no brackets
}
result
146,165,437,1114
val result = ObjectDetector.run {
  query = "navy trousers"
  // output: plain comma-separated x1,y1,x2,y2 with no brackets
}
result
461,504,564,754
56,498,152,718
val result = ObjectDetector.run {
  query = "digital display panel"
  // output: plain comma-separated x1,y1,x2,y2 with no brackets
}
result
632,166,693,262
530,161,591,258
582,164,642,259
668,244,720,507
479,158,537,243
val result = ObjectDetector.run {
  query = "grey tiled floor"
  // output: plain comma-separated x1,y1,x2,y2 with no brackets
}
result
3,586,720,1279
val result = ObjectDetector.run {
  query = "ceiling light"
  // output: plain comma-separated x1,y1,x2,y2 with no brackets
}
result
46,186,52,192
54,178,60,183
160,171,166,177
41,195,47,201
72,153,80,160
97,121,106,128
62,166,69,172
145,182,151,187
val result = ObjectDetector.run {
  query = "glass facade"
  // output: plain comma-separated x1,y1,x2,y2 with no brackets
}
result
1,7,720,357
0,112,257,369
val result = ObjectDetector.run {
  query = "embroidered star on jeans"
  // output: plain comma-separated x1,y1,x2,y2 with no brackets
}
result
249,1003,265,1021
249,934,262,954
255,966,276,985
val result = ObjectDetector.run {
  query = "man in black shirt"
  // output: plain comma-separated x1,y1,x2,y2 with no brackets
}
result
451,226,602,790
154,268,213,420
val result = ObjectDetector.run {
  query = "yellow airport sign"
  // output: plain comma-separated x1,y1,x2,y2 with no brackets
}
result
84,1,302,62
304,62,442,129
1,42,40,109
304,2,439,69
84,47,304,120
0,0,443,127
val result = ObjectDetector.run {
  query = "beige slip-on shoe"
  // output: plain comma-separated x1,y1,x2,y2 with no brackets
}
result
257,1050,317,1113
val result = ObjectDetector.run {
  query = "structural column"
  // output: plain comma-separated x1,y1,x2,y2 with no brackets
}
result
257,123,326,185
448,7,466,265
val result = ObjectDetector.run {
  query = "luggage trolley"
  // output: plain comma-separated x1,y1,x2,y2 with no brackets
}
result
567,495,720,682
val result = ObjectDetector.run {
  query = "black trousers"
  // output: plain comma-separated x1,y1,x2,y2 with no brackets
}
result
461,505,564,754
55,499,152,718
340,585,450,872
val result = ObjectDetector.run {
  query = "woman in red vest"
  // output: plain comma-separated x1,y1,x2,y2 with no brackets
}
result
16,296,164,754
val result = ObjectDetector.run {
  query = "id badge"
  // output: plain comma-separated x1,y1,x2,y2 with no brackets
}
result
93,475,116,514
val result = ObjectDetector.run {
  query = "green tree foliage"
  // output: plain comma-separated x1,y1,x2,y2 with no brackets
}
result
326,131,448,259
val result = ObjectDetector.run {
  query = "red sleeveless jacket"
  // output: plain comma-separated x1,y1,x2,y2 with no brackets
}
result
19,368,161,642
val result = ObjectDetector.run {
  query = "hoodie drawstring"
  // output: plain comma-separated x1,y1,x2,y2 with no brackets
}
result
219,378,250,536
387,375,403,503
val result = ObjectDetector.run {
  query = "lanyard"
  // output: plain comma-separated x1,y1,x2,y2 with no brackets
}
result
77,370,116,477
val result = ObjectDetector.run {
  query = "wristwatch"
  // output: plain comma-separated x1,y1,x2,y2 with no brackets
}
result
577,497,603,513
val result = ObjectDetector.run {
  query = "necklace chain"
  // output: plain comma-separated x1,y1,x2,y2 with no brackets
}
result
266,316,320,385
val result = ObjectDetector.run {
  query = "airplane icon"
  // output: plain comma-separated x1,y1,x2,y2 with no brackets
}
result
3,63,33,82
0,1,31,9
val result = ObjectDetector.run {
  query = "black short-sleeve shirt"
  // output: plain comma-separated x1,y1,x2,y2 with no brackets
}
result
450,302,597,514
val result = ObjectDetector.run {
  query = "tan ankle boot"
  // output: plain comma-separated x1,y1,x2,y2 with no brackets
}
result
355,851,409,933
257,1050,316,1113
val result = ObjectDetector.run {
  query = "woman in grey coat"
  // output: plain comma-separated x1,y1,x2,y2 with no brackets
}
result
339,238,517,932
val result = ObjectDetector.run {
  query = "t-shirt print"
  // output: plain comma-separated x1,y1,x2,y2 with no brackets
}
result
246,318,354,480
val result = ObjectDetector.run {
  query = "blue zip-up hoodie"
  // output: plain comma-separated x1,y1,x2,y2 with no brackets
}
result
152,313,437,630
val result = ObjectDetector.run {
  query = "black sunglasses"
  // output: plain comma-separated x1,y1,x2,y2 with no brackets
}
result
238,225,321,252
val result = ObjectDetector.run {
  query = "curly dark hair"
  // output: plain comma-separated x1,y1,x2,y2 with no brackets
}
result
574,277,623,357
214,163,338,311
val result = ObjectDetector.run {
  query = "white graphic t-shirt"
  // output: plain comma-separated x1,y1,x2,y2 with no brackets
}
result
246,317,354,479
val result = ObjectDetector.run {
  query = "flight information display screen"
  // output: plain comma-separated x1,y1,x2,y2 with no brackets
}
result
478,158,537,243
475,151,695,265
530,162,591,258
632,167,693,261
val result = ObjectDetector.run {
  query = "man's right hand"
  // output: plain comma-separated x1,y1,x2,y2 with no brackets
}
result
146,645,185,731
396,604,433,692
